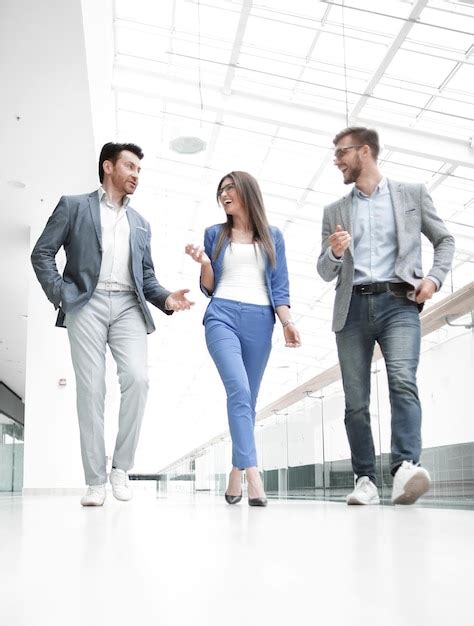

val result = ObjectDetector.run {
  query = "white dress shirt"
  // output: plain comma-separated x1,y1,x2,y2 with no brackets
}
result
97,187,134,288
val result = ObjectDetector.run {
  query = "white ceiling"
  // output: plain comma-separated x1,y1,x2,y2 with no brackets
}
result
1,0,474,468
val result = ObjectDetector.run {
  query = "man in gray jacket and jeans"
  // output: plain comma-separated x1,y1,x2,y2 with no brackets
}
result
317,127,454,505
32,142,193,506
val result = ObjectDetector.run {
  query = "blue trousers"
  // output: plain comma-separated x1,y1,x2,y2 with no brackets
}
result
204,297,275,469
336,291,422,482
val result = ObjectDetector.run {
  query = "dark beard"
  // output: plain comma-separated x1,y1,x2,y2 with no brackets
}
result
343,155,362,185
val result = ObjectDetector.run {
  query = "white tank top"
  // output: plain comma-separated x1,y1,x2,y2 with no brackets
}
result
214,243,271,305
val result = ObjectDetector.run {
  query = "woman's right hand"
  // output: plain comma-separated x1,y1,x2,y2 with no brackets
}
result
185,243,211,265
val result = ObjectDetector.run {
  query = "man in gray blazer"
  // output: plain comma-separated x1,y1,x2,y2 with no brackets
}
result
31,142,193,506
317,127,454,506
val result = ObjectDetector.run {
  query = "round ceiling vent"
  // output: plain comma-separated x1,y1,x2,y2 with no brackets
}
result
7,179,26,189
170,136,206,154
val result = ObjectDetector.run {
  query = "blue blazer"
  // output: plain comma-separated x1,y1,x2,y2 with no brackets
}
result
200,223,290,311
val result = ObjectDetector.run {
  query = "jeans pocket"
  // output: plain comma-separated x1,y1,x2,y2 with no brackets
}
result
389,290,409,301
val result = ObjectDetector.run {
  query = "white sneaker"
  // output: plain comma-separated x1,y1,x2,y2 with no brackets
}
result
81,484,106,507
346,476,380,505
109,468,133,501
391,461,431,505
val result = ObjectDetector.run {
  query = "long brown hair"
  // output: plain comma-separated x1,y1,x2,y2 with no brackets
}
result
213,171,276,267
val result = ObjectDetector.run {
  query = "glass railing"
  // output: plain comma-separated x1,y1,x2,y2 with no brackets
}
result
0,415,24,492
156,282,474,508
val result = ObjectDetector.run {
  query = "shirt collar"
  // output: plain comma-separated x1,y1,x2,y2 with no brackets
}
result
98,186,130,210
354,176,387,199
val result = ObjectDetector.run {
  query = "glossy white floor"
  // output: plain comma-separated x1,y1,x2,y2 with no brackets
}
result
1,487,473,626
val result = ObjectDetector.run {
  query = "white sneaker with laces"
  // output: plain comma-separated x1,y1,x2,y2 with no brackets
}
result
81,484,106,507
346,476,380,505
391,461,431,505
109,468,133,501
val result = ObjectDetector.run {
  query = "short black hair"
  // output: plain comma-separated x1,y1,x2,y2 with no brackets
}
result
333,127,380,160
98,142,144,183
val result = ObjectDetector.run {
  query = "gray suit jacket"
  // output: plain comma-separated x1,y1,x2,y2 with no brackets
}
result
31,191,172,333
317,179,455,332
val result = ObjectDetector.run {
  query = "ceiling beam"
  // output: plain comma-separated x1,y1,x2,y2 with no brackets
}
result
290,3,332,94
350,0,429,119
222,0,252,95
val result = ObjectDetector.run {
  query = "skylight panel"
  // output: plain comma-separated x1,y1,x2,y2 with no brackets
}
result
441,62,474,93
243,13,321,57
174,2,241,40
386,49,458,86
116,0,174,28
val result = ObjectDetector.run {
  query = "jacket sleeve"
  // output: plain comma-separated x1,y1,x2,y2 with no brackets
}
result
30,196,70,308
419,185,455,287
142,226,173,315
270,228,290,307
317,207,343,283
200,227,214,298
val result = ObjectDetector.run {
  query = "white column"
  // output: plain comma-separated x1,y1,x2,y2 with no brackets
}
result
0,0,98,490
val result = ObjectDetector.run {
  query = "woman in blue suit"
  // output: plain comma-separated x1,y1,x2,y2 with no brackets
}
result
185,171,301,506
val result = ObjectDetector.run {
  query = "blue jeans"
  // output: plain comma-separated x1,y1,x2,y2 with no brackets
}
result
204,297,275,469
335,291,421,482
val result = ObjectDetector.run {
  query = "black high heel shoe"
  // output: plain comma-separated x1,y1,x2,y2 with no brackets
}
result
225,493,242,504
248,496,268,507
225,469,243,504
246,474,267,506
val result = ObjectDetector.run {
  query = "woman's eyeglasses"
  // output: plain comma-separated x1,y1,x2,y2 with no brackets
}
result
217,183,236,197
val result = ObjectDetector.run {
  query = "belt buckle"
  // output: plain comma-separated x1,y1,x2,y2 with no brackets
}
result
360,284,373,295
105,281,115,291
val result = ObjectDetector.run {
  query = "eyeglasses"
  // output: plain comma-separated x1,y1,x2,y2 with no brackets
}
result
217,183,236,197
334,145,363,159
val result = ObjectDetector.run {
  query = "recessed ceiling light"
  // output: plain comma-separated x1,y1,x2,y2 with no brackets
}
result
7,180,26,189
170,136,206,154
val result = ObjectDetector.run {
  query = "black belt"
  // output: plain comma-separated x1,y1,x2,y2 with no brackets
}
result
352,282,411,295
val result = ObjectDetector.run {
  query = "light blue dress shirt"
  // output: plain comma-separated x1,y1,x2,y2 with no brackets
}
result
327,177,440,290
351,177,400,285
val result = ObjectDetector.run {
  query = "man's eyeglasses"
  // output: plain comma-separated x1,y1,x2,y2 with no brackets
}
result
334,145,363,160
217,183,236,197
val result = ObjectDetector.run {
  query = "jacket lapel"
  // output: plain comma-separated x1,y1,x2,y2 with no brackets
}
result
213,225,229,271
338,193,354,256
88,191,101,246
388,179,405,244
126,207,138,261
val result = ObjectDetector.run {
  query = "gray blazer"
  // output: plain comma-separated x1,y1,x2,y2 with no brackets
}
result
317,179,455,332
31,191,172,333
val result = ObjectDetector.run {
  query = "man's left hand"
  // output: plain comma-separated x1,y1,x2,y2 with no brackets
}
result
415,278,437,304
165,289,195,311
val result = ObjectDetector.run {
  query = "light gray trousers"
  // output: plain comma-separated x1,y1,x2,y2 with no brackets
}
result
66,290,149,485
